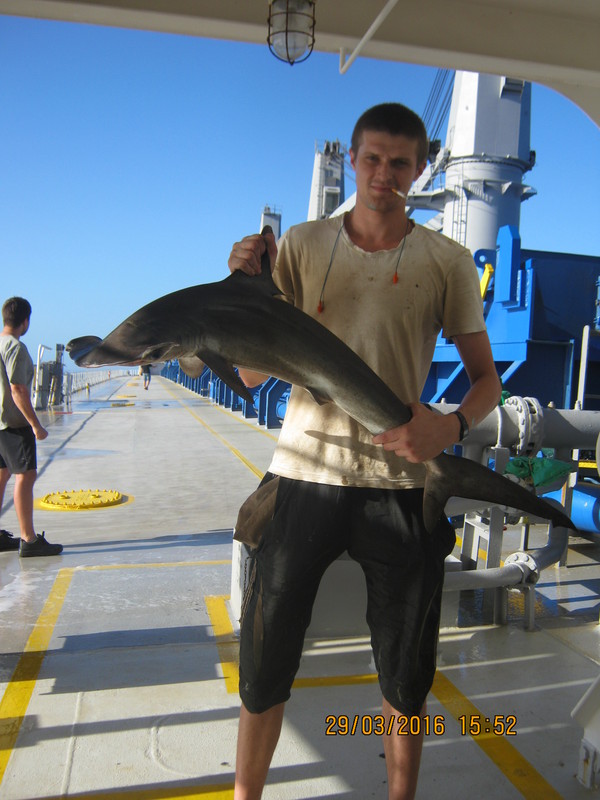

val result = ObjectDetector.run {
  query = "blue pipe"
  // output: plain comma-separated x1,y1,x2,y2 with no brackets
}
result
546,484,600,534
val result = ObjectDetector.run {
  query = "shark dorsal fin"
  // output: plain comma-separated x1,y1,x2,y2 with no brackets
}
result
227,225,283,298
228,265,283,298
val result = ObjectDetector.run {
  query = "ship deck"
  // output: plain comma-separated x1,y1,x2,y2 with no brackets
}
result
1,374,599,799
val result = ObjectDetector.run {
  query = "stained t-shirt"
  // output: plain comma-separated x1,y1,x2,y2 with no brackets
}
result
268,216,486,489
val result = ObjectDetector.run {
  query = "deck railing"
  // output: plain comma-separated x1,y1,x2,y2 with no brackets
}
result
161,361,290,429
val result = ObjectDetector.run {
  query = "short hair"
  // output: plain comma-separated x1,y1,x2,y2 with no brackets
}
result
2,297,32,328
351,103,429,165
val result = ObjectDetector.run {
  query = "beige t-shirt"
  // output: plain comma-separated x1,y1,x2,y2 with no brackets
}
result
268,215,486,489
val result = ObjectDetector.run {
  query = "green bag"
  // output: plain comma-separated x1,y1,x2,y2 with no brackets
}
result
504,456,573,488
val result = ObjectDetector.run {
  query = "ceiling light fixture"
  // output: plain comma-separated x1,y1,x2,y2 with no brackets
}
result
268,0,316,66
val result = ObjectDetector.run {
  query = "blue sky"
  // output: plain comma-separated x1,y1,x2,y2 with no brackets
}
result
1,14,599,362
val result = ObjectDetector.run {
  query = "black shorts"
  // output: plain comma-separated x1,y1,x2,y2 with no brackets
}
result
239,474,456,716
0,426,37,473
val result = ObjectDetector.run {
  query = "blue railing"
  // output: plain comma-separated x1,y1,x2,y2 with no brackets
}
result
161,361,290,429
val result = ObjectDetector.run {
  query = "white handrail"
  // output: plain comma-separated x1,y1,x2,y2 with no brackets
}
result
33,343,51,409
63,369,133,400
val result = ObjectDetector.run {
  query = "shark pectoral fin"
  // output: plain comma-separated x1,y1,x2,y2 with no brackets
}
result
199,350,255,405
178,356,205,379
65,336,103,363
422,453,576,534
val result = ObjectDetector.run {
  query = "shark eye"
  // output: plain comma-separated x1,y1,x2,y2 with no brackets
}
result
141,344,172,361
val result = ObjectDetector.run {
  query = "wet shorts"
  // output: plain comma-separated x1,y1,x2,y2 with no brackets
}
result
238,473,456,716
0,426,37,474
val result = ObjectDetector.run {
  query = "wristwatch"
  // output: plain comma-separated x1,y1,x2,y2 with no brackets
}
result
452,410,470,442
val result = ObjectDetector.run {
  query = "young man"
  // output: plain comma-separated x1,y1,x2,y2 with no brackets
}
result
0,297,63,557
228,103,501,799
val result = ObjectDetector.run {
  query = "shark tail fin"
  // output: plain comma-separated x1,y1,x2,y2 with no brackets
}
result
422,452,576,534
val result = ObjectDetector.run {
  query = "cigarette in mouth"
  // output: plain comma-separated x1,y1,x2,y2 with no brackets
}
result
390,187,408,199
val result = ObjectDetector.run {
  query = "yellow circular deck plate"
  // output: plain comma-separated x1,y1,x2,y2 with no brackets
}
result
40,489,124,511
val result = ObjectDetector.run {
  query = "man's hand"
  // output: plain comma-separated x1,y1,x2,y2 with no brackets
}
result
33,425,48,441
228,231,278,277
372,403,461,463
227,230,278,389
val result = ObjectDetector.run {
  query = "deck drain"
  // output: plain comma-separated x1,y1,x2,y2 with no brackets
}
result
40,489,124,511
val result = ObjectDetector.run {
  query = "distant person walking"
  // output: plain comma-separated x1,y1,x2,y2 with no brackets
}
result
141,364,152,390
0,297,63,556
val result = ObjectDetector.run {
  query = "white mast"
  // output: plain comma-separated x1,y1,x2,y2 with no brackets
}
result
260,205,282,239
440,71,536,252
307,140,345,220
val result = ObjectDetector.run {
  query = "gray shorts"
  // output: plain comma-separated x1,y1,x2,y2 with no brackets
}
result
238,473,455,716
0,426,37,473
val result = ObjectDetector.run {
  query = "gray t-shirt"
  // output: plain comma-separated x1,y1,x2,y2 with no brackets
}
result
0,334,34,429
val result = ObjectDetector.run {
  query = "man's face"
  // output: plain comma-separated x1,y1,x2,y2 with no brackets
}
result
350,130,426,213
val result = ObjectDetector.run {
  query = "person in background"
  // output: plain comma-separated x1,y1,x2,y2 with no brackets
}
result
0,297,63,557
141,363,152,390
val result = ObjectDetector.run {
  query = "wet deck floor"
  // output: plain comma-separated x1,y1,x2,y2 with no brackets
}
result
1,375,599,799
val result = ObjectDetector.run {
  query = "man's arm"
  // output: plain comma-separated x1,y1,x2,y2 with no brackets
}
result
11,384,48,440
452,329,502,431
373,330,501,463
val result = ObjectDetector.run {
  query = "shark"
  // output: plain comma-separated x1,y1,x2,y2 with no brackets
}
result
67,233,575,533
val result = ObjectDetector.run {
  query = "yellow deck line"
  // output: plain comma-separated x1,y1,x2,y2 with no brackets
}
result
171,377,279,442
84,560,232,571
205,594,562,800
212,403,278,441
0,565,235,799
293,673,378,688
162,381,264,479
204,595,239,694
0,544,560,798
432,671,562,798
0,568,74,784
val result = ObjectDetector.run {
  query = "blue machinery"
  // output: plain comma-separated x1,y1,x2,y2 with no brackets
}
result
428,224,600,408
